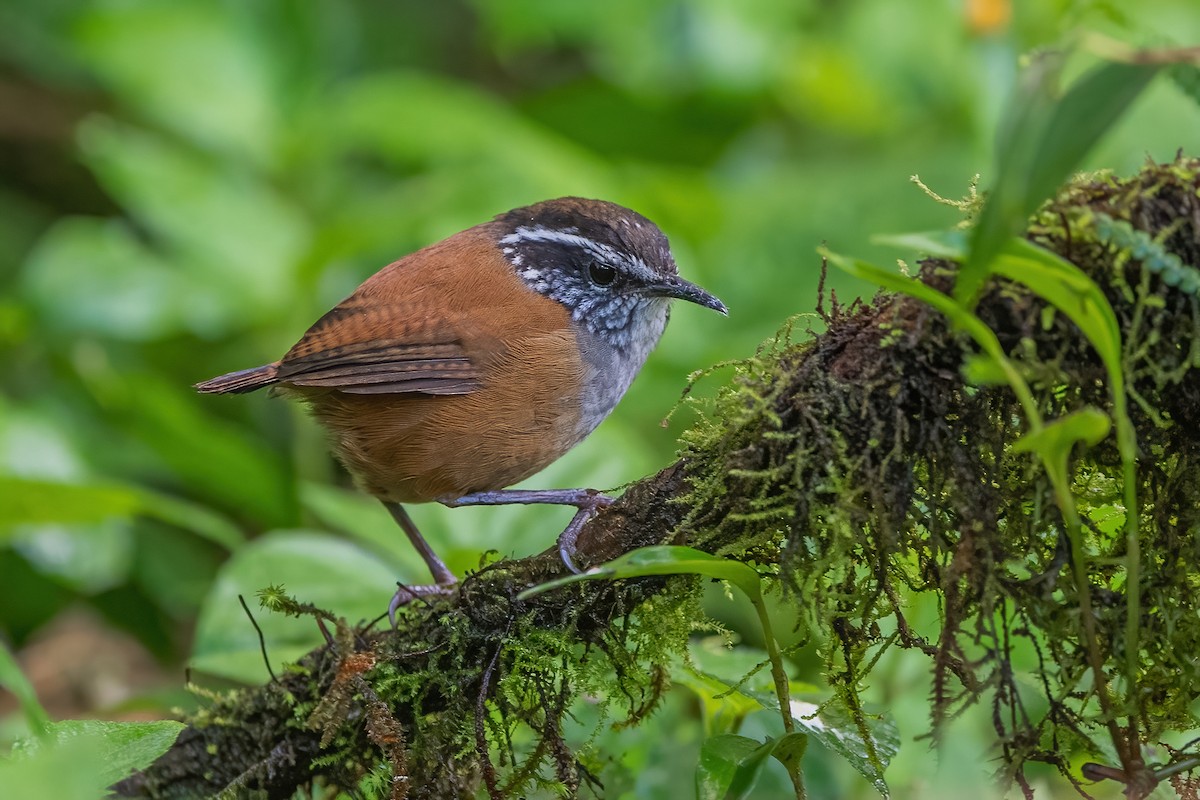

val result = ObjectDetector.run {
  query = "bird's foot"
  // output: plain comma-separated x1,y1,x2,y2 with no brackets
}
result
441,488,615,574
388,580,458,628
556,493,614,574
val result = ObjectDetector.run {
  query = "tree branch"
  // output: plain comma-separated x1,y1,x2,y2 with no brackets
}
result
117,157,1200,799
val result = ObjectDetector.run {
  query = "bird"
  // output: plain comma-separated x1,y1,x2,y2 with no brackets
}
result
196,197,726,618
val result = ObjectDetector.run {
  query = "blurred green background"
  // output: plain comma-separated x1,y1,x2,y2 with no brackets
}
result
1,0,1198,797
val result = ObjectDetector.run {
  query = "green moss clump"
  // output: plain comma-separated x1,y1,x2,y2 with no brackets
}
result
676,155,1200,785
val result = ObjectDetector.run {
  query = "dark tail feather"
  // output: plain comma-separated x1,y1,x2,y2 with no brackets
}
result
195,363,280,394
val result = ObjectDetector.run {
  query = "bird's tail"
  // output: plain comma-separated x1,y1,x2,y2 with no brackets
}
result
194,363,280,394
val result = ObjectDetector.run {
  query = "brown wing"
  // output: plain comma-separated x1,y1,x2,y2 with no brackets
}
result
275,303,488,396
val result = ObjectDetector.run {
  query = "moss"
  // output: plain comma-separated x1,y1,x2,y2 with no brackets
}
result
675,154,1200,784
122,156,1200,799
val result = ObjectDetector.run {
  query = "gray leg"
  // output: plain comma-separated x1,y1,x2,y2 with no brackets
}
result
383,502,457,585
440,489,614,573
383,502,457,625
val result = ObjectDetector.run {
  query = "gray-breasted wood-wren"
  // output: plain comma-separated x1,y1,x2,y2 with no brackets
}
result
197,197,726,617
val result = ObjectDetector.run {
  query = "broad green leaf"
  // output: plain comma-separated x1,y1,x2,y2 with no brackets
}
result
191,531,397,683
0,476,140,532
697,733,807,800
770,733,808,787
38,720,184,787
1169,63,1200,109
3,720,183,800
0,642,49,738
697,734,763,800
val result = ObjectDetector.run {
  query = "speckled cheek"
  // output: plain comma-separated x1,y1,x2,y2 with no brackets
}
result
570,299,670,443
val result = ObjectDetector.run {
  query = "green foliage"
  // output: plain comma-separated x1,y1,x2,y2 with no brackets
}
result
0,642,49,738
674,150,1200,795
678,647,899,796
1,720,183,800
697,733,807,800
3,1,1200,798
524,546,805,795
191,531,396,682
963,54,1160,302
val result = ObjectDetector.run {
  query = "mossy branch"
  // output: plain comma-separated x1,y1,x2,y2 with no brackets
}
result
118,156,1200,799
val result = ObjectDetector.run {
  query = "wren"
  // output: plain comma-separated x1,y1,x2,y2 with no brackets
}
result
196,197,726,618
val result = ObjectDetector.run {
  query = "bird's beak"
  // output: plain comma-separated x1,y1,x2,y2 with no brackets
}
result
644,275,728,315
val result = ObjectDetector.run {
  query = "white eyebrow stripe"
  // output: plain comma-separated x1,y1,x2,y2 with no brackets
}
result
500,226,619,259
500,225,659,282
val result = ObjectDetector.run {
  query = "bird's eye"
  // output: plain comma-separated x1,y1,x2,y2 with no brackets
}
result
588,262,618,286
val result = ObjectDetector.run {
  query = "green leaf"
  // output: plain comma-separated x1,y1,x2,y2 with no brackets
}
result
191,531,397,683
697,734,764,800
40,720,184,787
963,56,1159,304
697,733,807,800
746,685,895,797
1024,60,1159,208
0,475,243,551
960,353,1010,386
0,642,49,737
518,545,764,603
988,238,1123,390
961,50,1063,302
521,546,801,790
682,641,897,799
3,720,183,800
702,677,897,797
872,229,968,261
0,476,141,532
1013,407,1112,487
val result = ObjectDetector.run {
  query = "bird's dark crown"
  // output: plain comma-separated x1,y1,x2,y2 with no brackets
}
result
494,197,677,278
491,197,679,350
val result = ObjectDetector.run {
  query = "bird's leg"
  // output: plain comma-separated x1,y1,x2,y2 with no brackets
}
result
440,489,615,574
382,502,457,625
